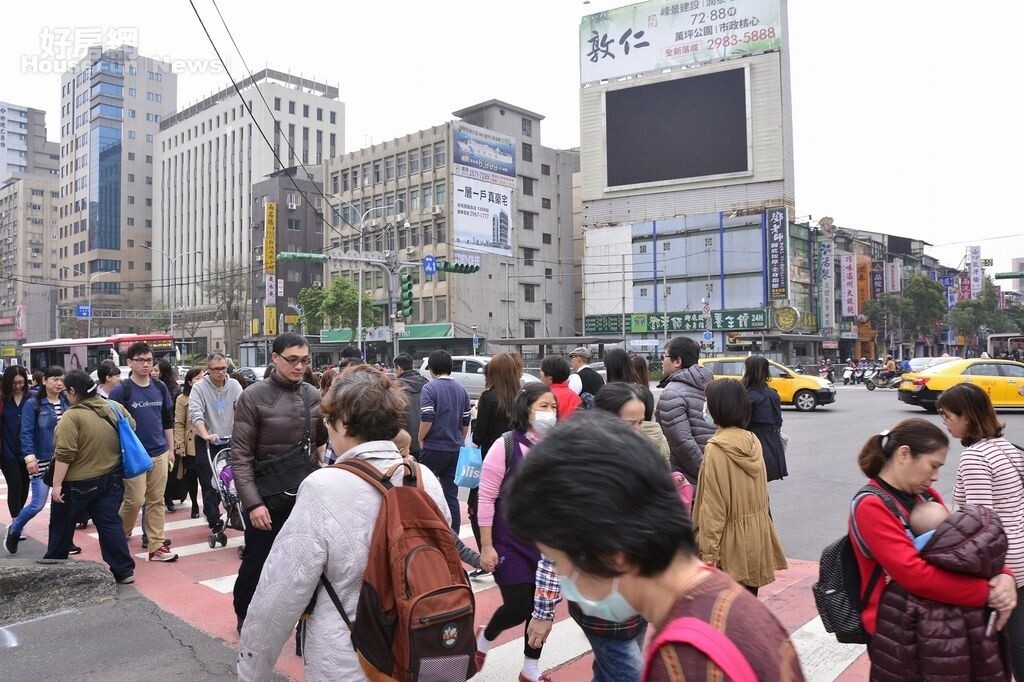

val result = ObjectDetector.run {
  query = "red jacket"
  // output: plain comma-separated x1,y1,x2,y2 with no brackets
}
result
548,381,581,421
851,481,991,635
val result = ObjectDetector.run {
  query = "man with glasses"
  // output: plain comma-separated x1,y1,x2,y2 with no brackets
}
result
110,341,178,562
188,352,243,534
230,332,328,632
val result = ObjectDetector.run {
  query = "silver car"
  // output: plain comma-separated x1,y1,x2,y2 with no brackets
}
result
418,355,540,399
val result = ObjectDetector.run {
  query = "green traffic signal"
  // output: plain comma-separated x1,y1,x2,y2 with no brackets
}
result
436,261,480,274
400,274,414,318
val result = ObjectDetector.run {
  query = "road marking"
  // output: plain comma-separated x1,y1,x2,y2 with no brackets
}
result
790,616,865,681
475,617,592,681
199,574,238,594
134,534,243,559
88,515,210,539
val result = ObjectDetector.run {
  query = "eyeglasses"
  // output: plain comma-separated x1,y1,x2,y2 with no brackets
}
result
208,366,228,372
130,357,154,365
278,355,312,366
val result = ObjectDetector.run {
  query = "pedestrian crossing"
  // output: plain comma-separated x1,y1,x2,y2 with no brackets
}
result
0,479,869,681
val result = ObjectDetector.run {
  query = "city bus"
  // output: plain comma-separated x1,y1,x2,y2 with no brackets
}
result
22,333,175,372
988,333,1024,359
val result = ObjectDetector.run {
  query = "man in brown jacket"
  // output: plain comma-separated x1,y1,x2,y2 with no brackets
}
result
230,332,327,631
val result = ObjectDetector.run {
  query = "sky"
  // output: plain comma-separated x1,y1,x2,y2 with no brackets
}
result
2,0,1022,277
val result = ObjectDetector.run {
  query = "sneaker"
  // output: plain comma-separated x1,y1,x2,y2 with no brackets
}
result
474,625,488,672
191,505,200,519
116,573,135,584
68,544,82,555
148,544,179,562
166,502,176,513
4,530,19,555
469,568,490,578
518,675,553,682
141,535,148,549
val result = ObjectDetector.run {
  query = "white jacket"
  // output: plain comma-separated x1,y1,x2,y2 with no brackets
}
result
237,441,451,681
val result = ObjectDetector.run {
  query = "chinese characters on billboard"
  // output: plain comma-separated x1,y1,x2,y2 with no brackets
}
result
451,121,515,257
765,207,788,301
580,0,783,83
968,245,982,300
818,238,835,334
840,253,857,318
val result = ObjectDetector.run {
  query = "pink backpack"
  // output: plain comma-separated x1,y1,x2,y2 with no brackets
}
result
671,472,694,512
642,617,756,682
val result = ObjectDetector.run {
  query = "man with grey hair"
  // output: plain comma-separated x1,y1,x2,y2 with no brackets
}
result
567,346,604,404
188,352,243,532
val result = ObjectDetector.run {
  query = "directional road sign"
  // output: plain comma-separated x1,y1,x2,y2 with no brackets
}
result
422,255,437,276
76,304,91,318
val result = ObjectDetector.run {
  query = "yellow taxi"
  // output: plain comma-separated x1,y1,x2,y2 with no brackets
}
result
698,356,836,411
898,358,1024,412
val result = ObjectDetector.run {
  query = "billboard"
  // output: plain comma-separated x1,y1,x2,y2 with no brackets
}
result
840,253,857,318
968,245,982,300
605,67,749,186
818,238,835,334
765,207,788,301
452,121,515,256
264,202,277,274
580,0,783,84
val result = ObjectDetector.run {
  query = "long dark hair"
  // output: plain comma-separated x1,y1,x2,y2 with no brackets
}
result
484,352,524,422
1,366,29,400
857,418,948,478
935,383,1005,446
742,355,771,389
604,348,639,383
156,359,179,397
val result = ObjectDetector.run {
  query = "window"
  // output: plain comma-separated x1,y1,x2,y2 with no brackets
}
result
522,176,534,196
435,183,446,206
316,107,323,121
127,174,135,183
331,172,340,193
409,152,419,174
433,143,445,169
422,147,432,171
146,155,152,163
522,211,535,231
128,109,136,118
523,284,537,303
288,270,303,283
422,185,432,208
541,197,551,209
126,217,135,226
127,152,135,161
541,163,551,176
410,188,420,211
422,223,433,244
274,97,281,111
127,195,135,205
385,157,394,181
522,247,536,266
542,233,551,245
373,162,381,183
522,143,533,162
288,218,301,231
145,176,152,185
545,302,553,314
128,87,136,97
303,104,310,118
545,268,553,280
639,244,648,254
435,221,446,242
330,111,337,124
288,101,295,114
522,118,533,137
145,133,153,142
396,153,407,177
523,319,537,338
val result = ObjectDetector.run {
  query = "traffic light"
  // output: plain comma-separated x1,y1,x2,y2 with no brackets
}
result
399,274,414,318
437,261,480,274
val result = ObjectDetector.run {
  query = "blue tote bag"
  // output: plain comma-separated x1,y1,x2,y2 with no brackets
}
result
107,400,153,479
454,445,482,489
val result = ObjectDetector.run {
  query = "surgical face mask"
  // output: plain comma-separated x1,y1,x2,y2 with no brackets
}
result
557,570,639,622
531,410,557,434
702,401,715,425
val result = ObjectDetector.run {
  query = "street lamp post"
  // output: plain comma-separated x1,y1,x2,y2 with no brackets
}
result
87,270,115,337
142,245,202,361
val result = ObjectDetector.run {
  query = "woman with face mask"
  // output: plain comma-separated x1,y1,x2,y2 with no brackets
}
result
475,382,559,682
693,378,786,596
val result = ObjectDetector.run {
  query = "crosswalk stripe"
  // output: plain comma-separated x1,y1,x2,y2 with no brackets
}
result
87,515,211,539
477,617,592,681
133,534,243,560
791,616,866,681
199,574,238,594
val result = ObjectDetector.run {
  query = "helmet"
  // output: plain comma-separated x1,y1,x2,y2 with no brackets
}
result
846,358,852,362
860,357,867,362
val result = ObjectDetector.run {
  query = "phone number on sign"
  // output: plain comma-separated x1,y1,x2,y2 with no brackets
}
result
706,28,776,49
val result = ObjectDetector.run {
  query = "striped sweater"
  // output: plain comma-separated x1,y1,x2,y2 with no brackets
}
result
953,437,1024,587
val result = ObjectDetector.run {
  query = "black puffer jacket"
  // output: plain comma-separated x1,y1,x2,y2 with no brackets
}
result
396,369,428,456
870,504,1010,682
655,365,714,479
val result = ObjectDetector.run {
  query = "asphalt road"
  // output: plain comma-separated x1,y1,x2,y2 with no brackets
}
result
769,384,1024,561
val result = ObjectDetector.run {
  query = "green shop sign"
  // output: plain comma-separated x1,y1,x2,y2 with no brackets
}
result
584,309,769,335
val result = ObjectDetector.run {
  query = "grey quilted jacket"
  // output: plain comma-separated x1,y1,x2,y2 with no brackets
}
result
655,365,715,479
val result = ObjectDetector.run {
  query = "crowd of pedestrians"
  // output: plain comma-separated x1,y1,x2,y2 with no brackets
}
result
4,329,1023,681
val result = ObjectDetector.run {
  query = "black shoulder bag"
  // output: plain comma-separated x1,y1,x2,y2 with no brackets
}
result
253,389,315,513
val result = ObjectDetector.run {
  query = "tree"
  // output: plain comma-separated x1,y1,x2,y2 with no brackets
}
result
947,278,1021,343
861,274,946,353
297,285,326,335
299,276,373,336
202,260,251,357
177,307,218,361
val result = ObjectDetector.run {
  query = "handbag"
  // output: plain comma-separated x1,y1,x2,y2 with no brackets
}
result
454,445,482,488
108,400,154,479
780,431,790,451
254,391,314,512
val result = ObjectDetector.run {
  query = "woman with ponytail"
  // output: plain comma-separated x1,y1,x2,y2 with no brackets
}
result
850,418,1017,677
44,370,137,584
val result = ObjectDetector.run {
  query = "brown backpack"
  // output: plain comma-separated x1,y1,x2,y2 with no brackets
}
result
317,457,477,681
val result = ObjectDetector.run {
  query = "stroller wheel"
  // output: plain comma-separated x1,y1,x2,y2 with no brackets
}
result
219,533,228,547
208,536,217,549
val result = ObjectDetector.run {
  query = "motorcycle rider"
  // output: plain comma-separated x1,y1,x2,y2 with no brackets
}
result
843,358,857,385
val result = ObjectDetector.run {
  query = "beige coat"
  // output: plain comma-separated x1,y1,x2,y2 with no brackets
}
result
693,426,787,587
641,420,671,466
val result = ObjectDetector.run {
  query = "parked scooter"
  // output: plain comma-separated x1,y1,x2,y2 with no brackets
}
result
842,365,854,385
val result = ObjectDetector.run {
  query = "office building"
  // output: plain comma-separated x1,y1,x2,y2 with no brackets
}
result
321,100,579,362
0,101,59,180
154,69,344,333
56,45,177,331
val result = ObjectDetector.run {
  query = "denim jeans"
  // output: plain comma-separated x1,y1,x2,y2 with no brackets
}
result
417,447,459,532
45,469,134,580
584,623,647,682
9,473,49,534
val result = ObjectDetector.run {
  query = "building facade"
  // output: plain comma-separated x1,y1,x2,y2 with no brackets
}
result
56,45,177,332
0,102,59,180
153,69,344,330
321,100,578,362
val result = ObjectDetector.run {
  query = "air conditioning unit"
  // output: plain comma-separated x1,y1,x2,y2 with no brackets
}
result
405,246,417,256
431,205,443,215
287,202,298,210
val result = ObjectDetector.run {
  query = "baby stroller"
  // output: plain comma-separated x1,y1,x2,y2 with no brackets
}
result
207,439,246,559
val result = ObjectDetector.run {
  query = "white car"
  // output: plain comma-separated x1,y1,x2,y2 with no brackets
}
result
418,355,540,399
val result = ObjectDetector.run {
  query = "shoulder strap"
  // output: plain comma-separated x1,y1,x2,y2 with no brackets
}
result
504,431,515,474
101,399,122,434
332,456,422,495
118,378,132,406
299,387,312,445
319,573,353,629
644,617,757,682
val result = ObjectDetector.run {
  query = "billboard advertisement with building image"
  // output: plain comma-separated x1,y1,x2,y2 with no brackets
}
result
452,121,515,257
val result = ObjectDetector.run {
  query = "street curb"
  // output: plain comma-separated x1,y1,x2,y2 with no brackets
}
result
0,558,116,627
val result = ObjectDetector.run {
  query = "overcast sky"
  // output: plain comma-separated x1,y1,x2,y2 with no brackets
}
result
3,0,1021,277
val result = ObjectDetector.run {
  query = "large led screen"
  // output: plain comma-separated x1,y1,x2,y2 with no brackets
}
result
605,68,749,187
